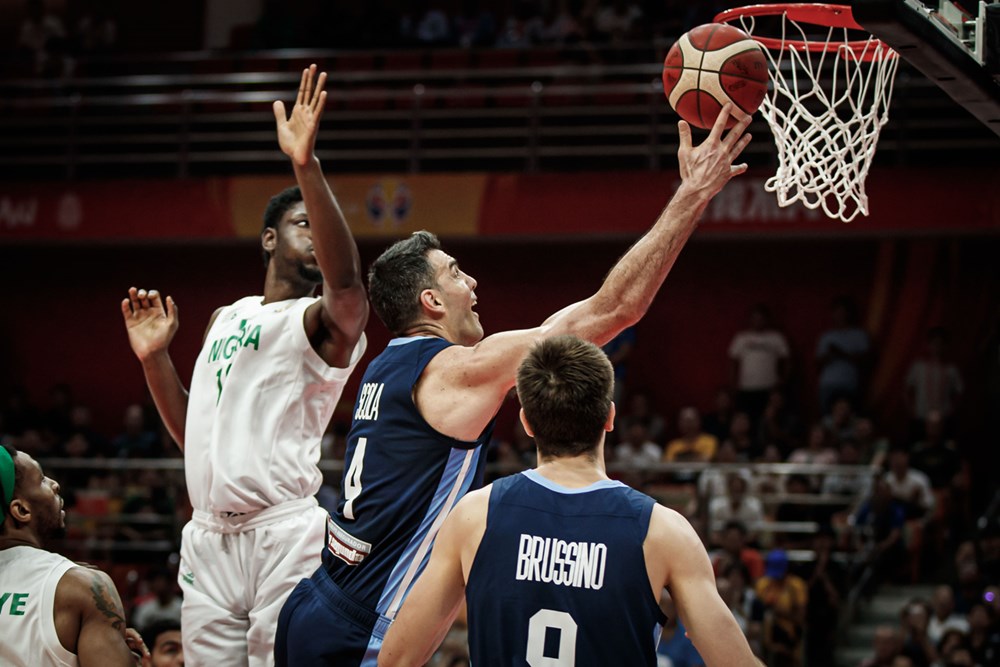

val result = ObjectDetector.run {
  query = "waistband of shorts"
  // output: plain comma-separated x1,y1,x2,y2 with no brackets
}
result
191,497,319,534
309,569,393,639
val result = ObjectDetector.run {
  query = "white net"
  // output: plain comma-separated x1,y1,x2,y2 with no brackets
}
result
721,10,900,222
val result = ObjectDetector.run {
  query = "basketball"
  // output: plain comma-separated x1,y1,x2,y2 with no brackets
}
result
662,23,768,130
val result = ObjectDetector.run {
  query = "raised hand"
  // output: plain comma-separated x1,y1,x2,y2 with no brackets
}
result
120,287,178,362
273,64,328,167
677,103,752,198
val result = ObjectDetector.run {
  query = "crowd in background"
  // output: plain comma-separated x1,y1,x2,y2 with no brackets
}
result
2,293,993,666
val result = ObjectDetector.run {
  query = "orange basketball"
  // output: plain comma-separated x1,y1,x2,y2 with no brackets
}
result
662,23,769,129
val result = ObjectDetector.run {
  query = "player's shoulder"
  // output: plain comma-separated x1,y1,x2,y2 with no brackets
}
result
453,484,493,517
55,565,115,610
647,503,702,550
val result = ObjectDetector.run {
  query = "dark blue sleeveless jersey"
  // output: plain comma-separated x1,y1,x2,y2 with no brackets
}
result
466,470,666,667
323,336,494,617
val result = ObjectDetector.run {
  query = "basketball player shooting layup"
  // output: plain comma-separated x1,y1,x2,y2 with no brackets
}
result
275,105,753,666
121,65,368,667
379,336,762,667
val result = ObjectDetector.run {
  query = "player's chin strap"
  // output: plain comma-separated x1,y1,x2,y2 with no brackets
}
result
0,445,14,522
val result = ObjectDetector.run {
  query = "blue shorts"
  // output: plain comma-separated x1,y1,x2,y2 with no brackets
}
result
275,568,392,667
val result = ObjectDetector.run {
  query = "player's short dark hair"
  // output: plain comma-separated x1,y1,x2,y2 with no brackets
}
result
516,336,613,459
368,231,441,336
141,618,181,651
261,186,303,268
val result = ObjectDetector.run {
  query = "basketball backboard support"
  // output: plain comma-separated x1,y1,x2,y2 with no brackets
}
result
850,0,1000,136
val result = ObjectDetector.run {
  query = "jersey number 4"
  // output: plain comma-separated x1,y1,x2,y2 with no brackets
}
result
526,609,578,666
343,437,367,520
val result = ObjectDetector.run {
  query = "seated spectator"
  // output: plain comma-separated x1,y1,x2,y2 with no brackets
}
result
663,406,717,463
74,0,118,55
113,404,159,458
822,439,873,499
711,520,765,580
721,561,766,656
453,0,497,48
927,584,969,646
17,0,67,76
850,479,907,591
141,618,183,667
131,568,182,634
758,389,799,456
774,474,821,549
967,602,1000,666
619,389,666,444
756,549,808,667
861,625,903,667
726,410,760,461
804,526,846,667
753,443,787,496
899,599,937,667
936,628,971,666
884,448,935,521
788,424,838,466
539,0,584,45
709,474,765,542
857,417,891,468
703,387,735,443
496,0,544,47
592,0,643,43
822,396,859,442
698,439,751,501
615,421,662,467
656,592,705,667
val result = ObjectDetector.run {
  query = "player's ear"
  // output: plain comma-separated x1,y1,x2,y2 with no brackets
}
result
605,402,616,432
419,288,444,314
8,497,30,524
518,408,535,438
261,227,277,255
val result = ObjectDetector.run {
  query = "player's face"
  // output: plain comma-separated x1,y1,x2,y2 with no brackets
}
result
15,453,65,538
273,201,322,284
147,630,184,667
427,249,483,345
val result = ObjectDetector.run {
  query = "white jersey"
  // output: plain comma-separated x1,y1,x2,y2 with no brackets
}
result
0,546,78,667
185,295,366,516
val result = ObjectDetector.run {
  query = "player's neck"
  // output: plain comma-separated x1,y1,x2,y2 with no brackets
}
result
400,321,451,342
262,271,316,304
0,532,43,551
534,451,609,488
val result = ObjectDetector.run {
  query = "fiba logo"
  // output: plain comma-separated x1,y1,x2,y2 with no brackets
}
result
365,180,412,228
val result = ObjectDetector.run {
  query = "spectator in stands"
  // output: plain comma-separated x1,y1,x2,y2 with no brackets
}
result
967,602,1000,666
2,386,40,436
709,473,765,543
539,0,585,45
928,585,970,646
496,0,544,47
132,567,182,635
703,387,736,443
758,389,799,456
729,304,790,429
711,520,765,580
774,475,821,549
141,618,183,667
619,389,666,444
910,410,965,508
698,439,751,501
822,396,860,443
884,448,935,521
41,382,74,444
410,0,453,46
453,0,497,48
756,549,807,667
854,417,890,467
823,439,873,498
753,442,787,496
68,403,111,457
592,0,643,43
656,592,705,667
113,404,158,457
664,406,717,463
936,628,972,666
74,0,118,54
615,421,662,467
602,325,635,407
789,423,838,466
816,296,871,415
851,478,907,591
717,562,765,657
727,410,761,461
900,598,938,667
905,326,963,438
17,0,67,76
860,625,903,667
804,526,846,667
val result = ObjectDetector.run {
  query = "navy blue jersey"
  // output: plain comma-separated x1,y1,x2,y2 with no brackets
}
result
323,336,493,617
466,470,666,666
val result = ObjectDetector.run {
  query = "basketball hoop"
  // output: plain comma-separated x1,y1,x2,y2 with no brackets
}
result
715,4,900,222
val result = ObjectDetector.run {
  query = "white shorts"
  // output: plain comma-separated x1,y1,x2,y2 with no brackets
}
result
178,498,327,667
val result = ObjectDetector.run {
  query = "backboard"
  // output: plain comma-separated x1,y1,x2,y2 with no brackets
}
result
850,0,1000,136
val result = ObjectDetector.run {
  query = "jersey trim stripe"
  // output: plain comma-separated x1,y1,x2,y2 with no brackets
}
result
522,469,627,495
380,447,479,618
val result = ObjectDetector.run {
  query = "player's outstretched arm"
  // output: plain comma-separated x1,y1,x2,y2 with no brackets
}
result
274,64,368,368
379,488,490,667
56,567,144,667
649,505,763,667
420,107,751,441
120,287,188,449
